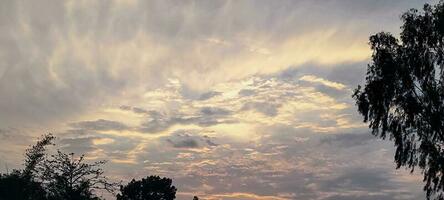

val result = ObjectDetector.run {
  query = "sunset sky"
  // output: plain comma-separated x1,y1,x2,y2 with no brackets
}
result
0,0,439,199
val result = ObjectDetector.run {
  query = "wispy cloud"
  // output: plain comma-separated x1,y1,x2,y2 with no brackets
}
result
0,0,435,199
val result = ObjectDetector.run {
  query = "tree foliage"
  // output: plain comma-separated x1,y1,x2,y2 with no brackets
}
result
23,134,55,177
353,1,444,199
116,176,177,200
0,134,116,200
41,151,117,200
0,170,47,200
0,134,54,200
0,135,182,200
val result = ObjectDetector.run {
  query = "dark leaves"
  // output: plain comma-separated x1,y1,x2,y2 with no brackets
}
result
354,1,444,199
0,134,117,200
116,176,177,200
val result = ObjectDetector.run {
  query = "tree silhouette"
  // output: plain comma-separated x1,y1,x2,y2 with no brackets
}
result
41,151,116,200
353,1,444,199
0,134,117,200
0,170,47,200
24,134,55,177
116,176,177,200
0,134,54,200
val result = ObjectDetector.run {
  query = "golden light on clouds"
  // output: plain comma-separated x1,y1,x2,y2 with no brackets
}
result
0,0,432,199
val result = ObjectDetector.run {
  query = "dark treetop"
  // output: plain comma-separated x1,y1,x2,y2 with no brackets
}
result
353,1,444,199
117,176,177,200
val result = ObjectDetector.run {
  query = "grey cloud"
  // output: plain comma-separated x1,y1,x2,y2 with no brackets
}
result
203,135,218,147
325,63,368,87
323,194,392,200
0,0,431,127
318,167,424,200
0,127,33,146
119,105,132,111
138,107,235,133
0,0,127,127
0,128,16,139
276,62,367,86
238,89,256,97
137,111,178,133
120,121,424,200
58,135,140,168
200,107,231,116
320,133,375,147
180,85,222,101
133,0,430,41
132,107,149,114
321,168,395,192
167,138,199,149
241,102,280,117
120,105,150,115
315,85,349,99
163,130,218,149
59,137,98,155
0,1,437,199
198,91,222,100
69,119,129,131
258,124,317,142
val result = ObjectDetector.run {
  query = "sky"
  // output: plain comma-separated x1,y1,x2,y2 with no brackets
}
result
0,0,439,199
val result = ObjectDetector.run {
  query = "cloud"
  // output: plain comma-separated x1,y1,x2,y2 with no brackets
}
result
199,91,222,101
167,138,199,149
241,102,280,117
321,168,395,192
119,105,150,115
164,130,218,149
204,192,289,200
200,107,231,116
204,135,219,147
138,107,235,133
59,137,98,155
69,119,129,131
0,0,436,199
320,133,375,147
238,89,256,97
299,75,347,90
0,0,388,127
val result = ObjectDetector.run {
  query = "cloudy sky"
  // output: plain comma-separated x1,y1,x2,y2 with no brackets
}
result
0,0,438,199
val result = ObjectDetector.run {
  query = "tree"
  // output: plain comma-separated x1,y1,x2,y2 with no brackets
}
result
0,134,54,200
353,1,444,199
116,176,177,200
23,134,55,177
41,151,116,200
0,134,117,200
0,170,47,200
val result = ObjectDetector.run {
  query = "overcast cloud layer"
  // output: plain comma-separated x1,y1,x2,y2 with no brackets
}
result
0,0,438,199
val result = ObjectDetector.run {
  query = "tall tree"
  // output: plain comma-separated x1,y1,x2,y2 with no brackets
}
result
41,151,116,200
353,1,444,199
0,134,54,200
23,134,55,177
0,134,117,200
116,176,177,200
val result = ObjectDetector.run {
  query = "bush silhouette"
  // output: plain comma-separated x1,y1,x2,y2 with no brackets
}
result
0,170,47,200
116,176,177,200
